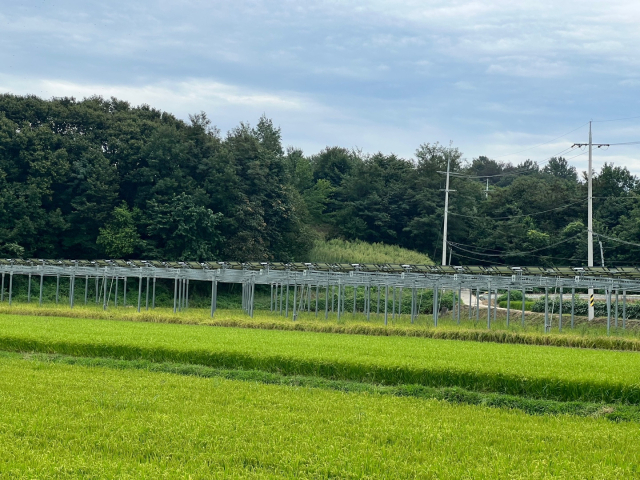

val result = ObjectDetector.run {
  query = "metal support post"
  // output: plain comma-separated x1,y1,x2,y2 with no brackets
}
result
469,288,472,319
433,285,439,327
615,289,619,328
95,276,99,304
211,279,217,317
40,274,44,306
544,287,549,333
8,273,13,306
1,272,4,302
27,273,32,303
173,277,178,314
493,288,497,323
286,280,290,318
152,277,156,309
623,290,627,329
521,287,526,328
185,279,189,309
475,288,480,323
571,288,575,329
457,285,461,324
558,287,563,332
606,288,612,336
56,274,60,304
336,282,340,321
392,286,396,321
325,282,329,320
293,280,298,321
102,274,107,311
84,275,88,305
353,285,357,315
250,280,255,318
137,276,142,313
145,276,150,311
315,283,319,317
367,286,371,321
115,277,118,307
270,283,274,312
506,288,511,327
70,276,75,309
384,284,389,326
124,277,127,307
377,286,381,315
487,282,491,329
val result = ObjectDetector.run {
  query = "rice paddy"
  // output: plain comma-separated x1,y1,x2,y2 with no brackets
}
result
1,304,639,477
1,352,639,479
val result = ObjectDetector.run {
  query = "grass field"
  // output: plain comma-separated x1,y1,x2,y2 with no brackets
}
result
2,314,640,403
306,238,433,265
1,352,639,479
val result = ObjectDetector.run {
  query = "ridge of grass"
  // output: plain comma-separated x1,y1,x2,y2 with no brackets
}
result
2,314,640,404
3,303,640,352
10,351,640,423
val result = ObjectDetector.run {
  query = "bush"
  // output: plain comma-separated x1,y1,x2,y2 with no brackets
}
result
529,298,640,319
498,301,535,311
497,290,523,303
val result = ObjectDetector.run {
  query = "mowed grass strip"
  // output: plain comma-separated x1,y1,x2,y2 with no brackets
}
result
2,315,640,403
0,356,639,479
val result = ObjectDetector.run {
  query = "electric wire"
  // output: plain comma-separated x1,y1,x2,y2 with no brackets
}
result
446,145,579,179
593,115,640,123
448,233,583,258
492,122,590,159
447,199,585,220
588,230,640,249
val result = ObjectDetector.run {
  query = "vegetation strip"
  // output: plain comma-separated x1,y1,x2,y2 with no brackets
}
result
2,314,640,404
3,304,640,352
10,351,640,423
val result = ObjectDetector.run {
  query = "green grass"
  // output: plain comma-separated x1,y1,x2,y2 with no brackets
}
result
306,238,433,264
1,354,639,479
2,314,640,403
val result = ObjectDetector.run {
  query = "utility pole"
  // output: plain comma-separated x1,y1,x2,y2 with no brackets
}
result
572,123,609,321
588,122,594,320
441,156,452,265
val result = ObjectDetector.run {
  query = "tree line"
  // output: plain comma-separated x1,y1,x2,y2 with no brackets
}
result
1,94,638,266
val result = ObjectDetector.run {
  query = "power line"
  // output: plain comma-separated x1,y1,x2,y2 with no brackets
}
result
592,115,640,123
448,233,583,258
445,146,579,180
588,230,640,249
492,122,590,159
447,199,585,220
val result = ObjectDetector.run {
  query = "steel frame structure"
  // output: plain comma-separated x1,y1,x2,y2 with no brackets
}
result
1,259,638,334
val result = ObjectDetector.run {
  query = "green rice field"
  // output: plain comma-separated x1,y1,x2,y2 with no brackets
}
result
2,311,640,477
2,314,640,403
1,352,639,479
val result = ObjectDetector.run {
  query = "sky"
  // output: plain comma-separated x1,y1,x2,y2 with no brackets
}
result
2,0,640,175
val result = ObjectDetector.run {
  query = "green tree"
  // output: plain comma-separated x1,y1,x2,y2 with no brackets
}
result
96,203,140,258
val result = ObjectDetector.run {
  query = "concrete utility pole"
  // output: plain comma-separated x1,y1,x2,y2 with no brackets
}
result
588,122,594,320
442,156,453,265
573,123,610,321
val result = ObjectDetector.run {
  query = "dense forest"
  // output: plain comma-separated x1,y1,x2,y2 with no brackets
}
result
1,94,639,266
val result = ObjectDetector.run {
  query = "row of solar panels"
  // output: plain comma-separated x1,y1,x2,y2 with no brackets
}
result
2,259,640,278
